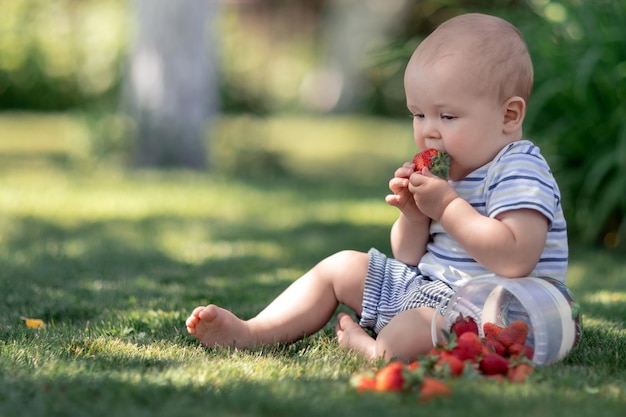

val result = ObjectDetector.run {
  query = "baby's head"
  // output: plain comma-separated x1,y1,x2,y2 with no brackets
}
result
404,14,534,179
409,13,533,104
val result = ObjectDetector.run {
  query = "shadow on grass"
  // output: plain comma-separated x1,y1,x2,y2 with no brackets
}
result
0,372,398,417
1,365,622,417
0,208,390,330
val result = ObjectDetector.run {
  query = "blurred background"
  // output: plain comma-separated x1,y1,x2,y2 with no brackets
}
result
0,0,624,250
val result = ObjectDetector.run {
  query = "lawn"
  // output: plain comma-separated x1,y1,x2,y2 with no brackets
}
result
0,113,625,417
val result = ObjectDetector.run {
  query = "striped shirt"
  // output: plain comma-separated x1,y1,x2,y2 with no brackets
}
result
418,140,568,287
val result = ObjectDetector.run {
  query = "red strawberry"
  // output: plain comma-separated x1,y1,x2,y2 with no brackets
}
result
436,352,465,377
496,320,529,348
483,322,504,340
507,343,534,360
507,363,534,383
375,361,406,392
412,149,451,179
419,377,451,402
483,339,507,356
450,314,479,338
486,374,507,383
479,352,510,376
451,332,483,362
350,370,377,393
428,346,443,356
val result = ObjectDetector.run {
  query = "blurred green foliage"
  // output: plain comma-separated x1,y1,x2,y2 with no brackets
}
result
0,0,126,110
519,0,626,248
0,0,624,248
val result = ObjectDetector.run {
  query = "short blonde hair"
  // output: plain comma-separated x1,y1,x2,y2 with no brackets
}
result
412,13,534,103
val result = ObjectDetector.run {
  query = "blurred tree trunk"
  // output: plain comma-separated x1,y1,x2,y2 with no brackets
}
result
125,0,219,169
321,0,407,112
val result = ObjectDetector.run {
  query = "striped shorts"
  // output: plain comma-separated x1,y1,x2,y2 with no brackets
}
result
359,248,454,335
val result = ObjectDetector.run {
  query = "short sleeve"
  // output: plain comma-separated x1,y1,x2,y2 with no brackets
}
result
485,144,558,226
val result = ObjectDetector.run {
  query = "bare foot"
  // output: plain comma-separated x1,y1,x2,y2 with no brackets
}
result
334,312,378,360
185,304,254,348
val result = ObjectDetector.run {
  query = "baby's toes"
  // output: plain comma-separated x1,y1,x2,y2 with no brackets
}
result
185,314,199,330
191,306,206,318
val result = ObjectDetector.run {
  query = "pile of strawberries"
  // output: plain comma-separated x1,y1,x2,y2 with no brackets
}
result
350,315,535,402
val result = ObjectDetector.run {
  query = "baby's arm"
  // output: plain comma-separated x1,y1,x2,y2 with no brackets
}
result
439,200,548,277
389,213,430,266
409,170,548,277
386,163,431,265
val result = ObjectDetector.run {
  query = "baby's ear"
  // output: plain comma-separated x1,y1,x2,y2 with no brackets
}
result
502,96,526,133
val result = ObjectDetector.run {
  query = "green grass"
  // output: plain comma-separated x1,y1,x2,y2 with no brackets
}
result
0,113,625,417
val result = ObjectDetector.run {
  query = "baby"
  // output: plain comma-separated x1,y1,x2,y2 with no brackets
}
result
186,13,568,361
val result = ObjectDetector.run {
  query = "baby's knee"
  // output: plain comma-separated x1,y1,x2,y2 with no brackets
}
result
328,249,368,268
375,308,437,361
320,250,369,280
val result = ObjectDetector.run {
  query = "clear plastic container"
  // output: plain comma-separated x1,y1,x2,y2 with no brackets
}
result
431,275,582,365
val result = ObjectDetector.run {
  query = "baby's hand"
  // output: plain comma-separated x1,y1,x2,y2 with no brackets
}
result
408,168,458,221
386,162,428,222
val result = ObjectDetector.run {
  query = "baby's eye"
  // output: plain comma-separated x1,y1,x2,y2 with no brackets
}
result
412,113,425,119
441,114,456,120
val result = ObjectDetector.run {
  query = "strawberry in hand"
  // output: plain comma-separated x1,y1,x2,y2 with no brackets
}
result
412,149,451,179
408,150,458,221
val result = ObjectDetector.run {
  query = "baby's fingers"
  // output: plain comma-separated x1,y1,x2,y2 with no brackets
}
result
385,193,402,207
389,177,410,194
394,163,415,179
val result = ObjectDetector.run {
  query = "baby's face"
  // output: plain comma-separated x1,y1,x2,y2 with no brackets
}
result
404,55,511,180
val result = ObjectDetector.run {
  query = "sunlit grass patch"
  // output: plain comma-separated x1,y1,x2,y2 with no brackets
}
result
584,291,626,306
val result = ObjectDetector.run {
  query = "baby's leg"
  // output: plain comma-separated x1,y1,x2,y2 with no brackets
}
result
376,307,440,361
186,305,253,348
335,312,377,358
186,250,368,349
336,307,440,362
